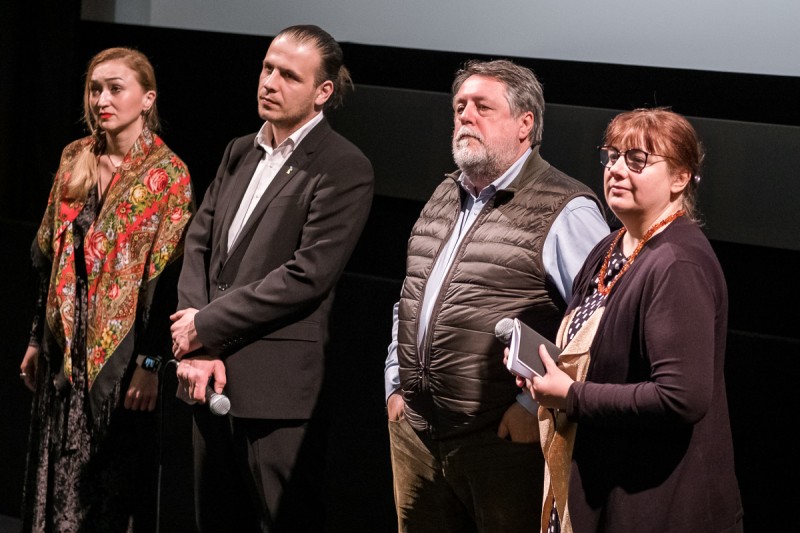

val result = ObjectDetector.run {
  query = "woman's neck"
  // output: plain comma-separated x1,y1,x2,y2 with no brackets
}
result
104,122,144,157
619,204,683,255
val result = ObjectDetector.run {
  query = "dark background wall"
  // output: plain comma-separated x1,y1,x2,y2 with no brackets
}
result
1,2,798,531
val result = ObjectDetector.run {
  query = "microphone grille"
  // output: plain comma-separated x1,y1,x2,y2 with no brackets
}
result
209,393,231,416
494,318,514,344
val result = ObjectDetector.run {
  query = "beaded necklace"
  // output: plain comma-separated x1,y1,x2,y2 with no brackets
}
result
597,210,685,296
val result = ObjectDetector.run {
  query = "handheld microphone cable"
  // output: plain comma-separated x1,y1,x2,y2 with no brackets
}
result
156,359,180,533
155,359,231,532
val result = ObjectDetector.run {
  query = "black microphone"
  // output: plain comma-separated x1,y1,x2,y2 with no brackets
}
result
206,385,231,416
495,317,514,344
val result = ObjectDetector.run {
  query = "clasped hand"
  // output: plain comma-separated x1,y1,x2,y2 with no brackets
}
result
170,307,202,359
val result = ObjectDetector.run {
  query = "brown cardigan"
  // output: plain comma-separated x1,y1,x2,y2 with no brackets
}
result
563,216,743,532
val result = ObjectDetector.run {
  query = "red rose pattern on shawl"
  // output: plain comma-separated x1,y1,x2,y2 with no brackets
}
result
37,129,193,388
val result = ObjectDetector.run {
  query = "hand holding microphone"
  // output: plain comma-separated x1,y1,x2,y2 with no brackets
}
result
495,317,561,380
496,317,573,411
173,357,230,415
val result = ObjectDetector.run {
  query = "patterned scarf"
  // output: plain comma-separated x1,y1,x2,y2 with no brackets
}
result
539,307,603,533
36,128,193,388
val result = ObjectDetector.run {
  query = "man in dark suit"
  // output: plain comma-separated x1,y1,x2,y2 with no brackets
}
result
170,25,374,532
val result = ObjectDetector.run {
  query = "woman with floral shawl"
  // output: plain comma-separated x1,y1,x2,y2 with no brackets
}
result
19,47,194,532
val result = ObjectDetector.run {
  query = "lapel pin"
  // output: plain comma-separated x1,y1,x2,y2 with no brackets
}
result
286,166,294,175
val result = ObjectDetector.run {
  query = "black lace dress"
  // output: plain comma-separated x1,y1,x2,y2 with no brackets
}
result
22,186,158,533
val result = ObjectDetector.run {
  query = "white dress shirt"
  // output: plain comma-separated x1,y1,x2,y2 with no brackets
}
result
227,112,324,251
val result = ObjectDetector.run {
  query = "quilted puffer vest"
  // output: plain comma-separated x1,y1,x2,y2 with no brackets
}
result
397,149,601,438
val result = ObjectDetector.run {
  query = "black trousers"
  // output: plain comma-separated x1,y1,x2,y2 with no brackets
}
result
192,408,327,533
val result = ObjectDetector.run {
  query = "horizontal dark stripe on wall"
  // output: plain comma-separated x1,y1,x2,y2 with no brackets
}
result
341,42,800,127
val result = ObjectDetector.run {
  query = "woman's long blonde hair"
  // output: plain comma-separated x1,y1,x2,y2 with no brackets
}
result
65,47,160,201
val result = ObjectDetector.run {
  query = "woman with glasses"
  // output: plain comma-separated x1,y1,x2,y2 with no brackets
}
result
516,108,743,531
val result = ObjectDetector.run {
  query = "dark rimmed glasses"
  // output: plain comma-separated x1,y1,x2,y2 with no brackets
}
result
598,145,672,173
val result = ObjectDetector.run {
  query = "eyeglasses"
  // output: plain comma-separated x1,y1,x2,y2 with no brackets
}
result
598,145,672,174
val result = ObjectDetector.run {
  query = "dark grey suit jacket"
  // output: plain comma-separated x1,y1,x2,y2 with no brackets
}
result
177,118,374,419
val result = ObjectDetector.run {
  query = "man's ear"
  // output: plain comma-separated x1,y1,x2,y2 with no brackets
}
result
518,111,534,142
315,80,334,107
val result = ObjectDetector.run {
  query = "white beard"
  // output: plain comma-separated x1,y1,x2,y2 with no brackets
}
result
452,127,519,183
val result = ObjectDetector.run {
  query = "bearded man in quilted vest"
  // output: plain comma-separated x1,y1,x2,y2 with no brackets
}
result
383,59,609,532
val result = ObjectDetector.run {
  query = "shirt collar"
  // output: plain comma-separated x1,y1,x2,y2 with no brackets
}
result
254,111,324,152
458,147,532,197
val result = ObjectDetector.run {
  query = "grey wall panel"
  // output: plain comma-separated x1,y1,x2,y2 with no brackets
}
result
693,119,800,251
81,0,800,78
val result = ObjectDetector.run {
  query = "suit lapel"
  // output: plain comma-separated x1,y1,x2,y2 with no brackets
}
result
224,119,331,260
218,144,265,259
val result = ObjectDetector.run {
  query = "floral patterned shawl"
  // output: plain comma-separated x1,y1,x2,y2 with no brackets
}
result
36,128,193,390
